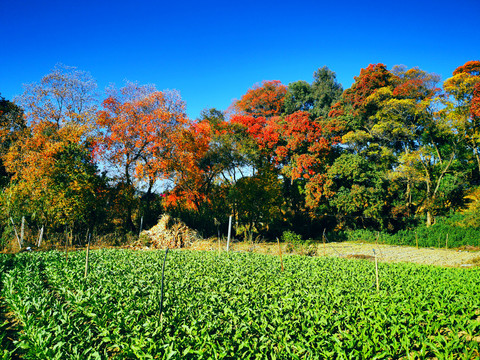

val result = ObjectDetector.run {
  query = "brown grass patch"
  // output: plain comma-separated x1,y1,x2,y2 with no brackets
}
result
345,254,375,261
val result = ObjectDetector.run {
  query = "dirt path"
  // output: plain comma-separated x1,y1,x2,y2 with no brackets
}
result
190,240,480,267
320,242,479,267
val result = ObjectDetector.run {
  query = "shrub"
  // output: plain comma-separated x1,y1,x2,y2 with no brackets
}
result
281,230,303,244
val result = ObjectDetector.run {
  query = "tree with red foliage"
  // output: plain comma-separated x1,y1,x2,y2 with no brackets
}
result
96,84,187,230
163,120,218,210
343,63,395,116
233,80,287,118
265,111,342,210
472,83,480,120
453,60,480,76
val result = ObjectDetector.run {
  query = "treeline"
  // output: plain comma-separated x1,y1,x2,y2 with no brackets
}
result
1,62,480,248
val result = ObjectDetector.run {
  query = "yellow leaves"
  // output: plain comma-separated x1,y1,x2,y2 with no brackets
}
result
342,130,372,145
388,149,428,183
364,86,393,107
444,72,480,103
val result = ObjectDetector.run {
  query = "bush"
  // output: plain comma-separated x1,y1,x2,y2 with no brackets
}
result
337,214,480,248
281,230,303,244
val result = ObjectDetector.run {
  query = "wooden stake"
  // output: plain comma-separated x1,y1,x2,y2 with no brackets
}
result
65,229,69,262
84,234,91,278
10,217,21,249
226,215,232,252
159,248,169,323
277,237,284,272
445,233,448,249
374,249,379,291
415,231,418,249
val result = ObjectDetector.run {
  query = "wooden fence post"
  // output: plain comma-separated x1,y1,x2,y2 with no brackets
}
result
277,238,284,272
159,248,169,323
374,249,379,291
65,228,69,262
84,234,91,278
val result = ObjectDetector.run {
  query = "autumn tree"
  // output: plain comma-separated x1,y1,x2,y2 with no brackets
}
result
163,120,219,211
96,82,187,231
261,111,341,212
1,121,102,234
1,66,102,236
16,64,97,128
232,80,287,118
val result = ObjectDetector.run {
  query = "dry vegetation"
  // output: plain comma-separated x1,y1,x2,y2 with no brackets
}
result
188,238,480,268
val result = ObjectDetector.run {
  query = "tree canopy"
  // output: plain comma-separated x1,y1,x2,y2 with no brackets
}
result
2,60,480,248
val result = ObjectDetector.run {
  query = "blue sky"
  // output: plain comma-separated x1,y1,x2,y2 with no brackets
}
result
1,0,479,119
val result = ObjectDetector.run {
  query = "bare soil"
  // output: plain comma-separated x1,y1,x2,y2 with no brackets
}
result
189,239,480,268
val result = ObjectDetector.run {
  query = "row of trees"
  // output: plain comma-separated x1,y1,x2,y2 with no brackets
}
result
1,61,479,246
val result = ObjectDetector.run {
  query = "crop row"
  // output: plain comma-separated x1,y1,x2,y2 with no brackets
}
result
1,249,480,359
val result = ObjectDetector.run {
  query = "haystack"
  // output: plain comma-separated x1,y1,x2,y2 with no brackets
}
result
139,214,200,249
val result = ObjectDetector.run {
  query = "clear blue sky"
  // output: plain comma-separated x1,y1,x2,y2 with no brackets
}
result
1,0,479,120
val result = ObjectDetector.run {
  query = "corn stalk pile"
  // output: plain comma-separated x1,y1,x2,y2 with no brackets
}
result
138,214,200,249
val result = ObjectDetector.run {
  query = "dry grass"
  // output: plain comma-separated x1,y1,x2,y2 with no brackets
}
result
184,238,480,267
345,254,376,261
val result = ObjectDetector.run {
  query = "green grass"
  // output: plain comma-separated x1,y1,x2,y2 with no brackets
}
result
1,249,480,359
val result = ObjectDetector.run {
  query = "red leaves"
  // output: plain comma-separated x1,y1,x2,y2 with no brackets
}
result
471,82,480,120
230,114,267,142
272,111,333,181
343,63,394,113
453,60,480,76
96,90,187,186
233,80,287,118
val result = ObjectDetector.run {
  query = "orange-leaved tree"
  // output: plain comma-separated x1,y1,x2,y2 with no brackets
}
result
95,83,187,230
2,120,101,233
232,80,287,118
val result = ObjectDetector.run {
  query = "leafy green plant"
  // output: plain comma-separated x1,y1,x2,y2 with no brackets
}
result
1,249,480,358
281,230,302,244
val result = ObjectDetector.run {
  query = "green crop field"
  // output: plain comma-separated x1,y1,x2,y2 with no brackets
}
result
1,249,479,359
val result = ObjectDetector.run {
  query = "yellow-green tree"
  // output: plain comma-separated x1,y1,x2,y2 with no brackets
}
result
442,61,480,171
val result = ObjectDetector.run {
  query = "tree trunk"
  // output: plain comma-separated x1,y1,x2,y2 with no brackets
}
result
426,210,433,227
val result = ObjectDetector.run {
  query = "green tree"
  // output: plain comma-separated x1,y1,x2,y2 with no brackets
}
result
324,153,391,230
284,66,343,119
228,171,282,240
0,94,26,187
